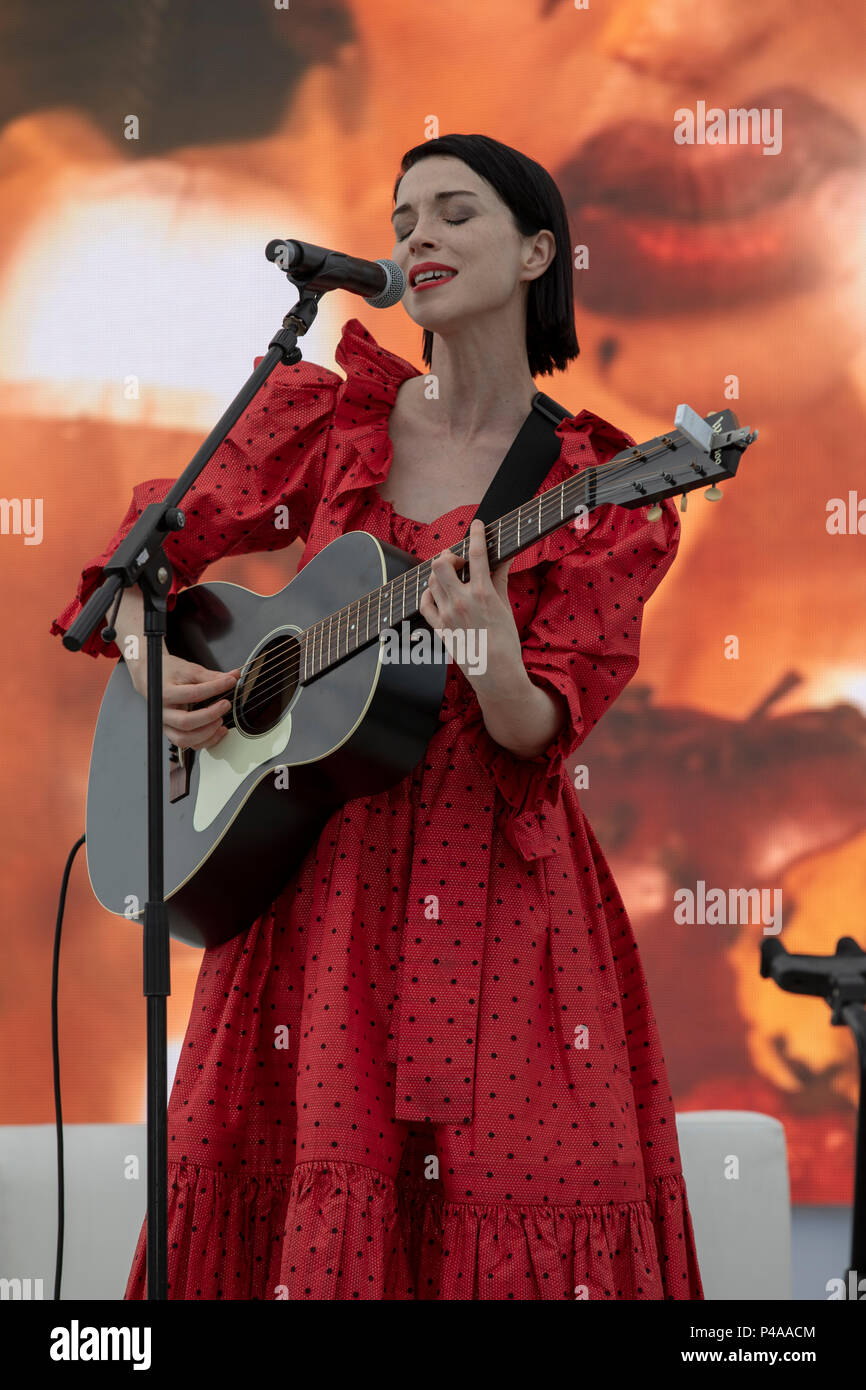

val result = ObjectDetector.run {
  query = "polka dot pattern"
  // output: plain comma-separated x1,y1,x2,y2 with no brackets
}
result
53,318,702,1300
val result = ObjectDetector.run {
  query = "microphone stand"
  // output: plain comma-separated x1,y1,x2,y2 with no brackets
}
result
62,273,328,1299
761,937,866,1290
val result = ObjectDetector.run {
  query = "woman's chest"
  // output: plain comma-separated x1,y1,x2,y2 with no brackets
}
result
377,417,517,526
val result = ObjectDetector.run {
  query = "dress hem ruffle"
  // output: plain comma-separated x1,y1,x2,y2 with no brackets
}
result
123,1157,703,1301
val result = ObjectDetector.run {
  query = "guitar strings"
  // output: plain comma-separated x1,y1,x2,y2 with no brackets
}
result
227,448,693,725
220,469,631,723
215,439,705,726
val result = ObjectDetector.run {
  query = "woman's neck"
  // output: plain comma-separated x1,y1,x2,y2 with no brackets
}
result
422,313,539,443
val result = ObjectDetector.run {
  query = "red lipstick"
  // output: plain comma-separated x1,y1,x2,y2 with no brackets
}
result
409,261,459,291
555,86,866,315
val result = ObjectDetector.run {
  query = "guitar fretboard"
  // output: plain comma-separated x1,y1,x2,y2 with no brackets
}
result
298,448,660,683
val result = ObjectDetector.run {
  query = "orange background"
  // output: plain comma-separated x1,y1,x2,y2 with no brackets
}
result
1,0,865,1204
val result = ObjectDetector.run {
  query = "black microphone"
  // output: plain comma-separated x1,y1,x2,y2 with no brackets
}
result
265,238,405,308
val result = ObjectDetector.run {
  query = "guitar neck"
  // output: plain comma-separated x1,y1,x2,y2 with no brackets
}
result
300,433,671,684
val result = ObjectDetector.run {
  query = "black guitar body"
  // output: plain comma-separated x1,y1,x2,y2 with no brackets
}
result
86,531,447,947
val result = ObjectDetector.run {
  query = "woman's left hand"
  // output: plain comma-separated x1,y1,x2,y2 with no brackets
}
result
419,519,525,693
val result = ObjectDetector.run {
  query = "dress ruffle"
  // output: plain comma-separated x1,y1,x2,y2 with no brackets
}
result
125,1159,702,1301
326,317,419,513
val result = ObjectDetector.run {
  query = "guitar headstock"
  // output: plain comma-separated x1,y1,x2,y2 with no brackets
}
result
612,406,758,512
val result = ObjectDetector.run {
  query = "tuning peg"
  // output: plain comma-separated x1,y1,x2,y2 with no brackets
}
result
680,493,688,512
704,484,723,501
646,502,662,521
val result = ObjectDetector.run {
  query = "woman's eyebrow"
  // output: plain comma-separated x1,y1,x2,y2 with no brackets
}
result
391,190,479,223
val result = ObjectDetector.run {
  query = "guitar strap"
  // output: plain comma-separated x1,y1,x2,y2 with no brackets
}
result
468,391,573,534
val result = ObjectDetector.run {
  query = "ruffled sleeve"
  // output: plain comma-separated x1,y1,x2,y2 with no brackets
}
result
465,414,681,861
324,317,420,513
49,356,341,657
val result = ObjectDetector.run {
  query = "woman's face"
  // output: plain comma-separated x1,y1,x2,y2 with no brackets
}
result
390,155,552,347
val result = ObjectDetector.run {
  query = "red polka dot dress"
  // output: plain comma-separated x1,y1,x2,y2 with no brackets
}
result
52,318,704,1300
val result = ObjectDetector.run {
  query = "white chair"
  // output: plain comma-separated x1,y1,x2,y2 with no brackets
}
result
676,1110,792,1299
0,1123,145,1300
0,1113,793,1299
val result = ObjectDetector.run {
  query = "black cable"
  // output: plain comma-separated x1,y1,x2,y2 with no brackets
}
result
51,833,86,1302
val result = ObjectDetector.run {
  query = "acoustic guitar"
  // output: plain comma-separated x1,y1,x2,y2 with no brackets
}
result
86,407,756,947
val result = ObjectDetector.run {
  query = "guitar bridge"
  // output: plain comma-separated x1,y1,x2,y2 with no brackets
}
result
168,743,192,802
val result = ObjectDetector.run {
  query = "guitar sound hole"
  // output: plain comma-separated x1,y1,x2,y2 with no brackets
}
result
235,632,299,736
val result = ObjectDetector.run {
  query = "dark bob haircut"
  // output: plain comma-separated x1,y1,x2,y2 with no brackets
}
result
393,133,579,378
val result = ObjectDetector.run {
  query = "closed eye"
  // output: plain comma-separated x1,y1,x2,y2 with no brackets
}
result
395,217,468,243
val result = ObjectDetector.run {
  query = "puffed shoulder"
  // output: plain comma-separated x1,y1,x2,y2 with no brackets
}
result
307,318,421,508
250,317,410,419
332,317,420,434
250,351,343,396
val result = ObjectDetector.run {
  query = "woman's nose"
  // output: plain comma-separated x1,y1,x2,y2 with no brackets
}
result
408,228,438,256
599,0,784,82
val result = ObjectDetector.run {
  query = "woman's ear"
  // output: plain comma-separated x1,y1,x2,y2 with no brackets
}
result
522,228,556,282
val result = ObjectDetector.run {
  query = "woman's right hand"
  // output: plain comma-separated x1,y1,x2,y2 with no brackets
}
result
129,651,240,750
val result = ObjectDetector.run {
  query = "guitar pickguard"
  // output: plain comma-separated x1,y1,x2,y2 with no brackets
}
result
193,708,292,832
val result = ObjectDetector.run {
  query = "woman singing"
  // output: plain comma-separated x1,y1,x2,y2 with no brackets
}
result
51,133,703,1300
